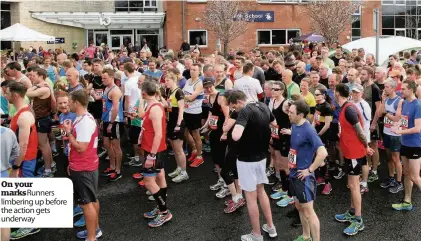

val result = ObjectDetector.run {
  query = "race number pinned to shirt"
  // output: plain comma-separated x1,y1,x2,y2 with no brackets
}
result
288,149,297,169
270,124,279,139
59,124,68,140
95,89,104,99
384,115,394,128
209,115,219,130
314,110,321,125
400,115,409,130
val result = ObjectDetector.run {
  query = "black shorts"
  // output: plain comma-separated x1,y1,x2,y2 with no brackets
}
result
70,169,99,205
271,139,290,157
400,145,421,159
289,175,316,203
209,130,227,166
344,156,367,176
103,122,125,140
378,117,384,140
167,121,185,140
141,151,164,177
183,112,202,131
36,116,52,133
202,106,210,120
129,125,141,145
88,101,103,120
328,123,339,142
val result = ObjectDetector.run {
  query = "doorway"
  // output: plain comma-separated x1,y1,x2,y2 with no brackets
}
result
137,30,159,57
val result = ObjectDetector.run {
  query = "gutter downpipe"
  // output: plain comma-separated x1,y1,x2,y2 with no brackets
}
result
182,0,185,42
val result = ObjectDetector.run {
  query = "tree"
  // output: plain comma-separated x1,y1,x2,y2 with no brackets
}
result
302,0,362,45
202,0,256,57
405,9,421,39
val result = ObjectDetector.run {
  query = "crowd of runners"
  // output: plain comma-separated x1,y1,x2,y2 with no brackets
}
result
1,42,421,241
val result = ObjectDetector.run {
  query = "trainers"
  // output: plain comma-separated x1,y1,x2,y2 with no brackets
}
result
368,172,379,182
266,167,275,177
187,151,198,162
40,171,54,178
73,205,83,217
101,168,115,177
202,143,211,153
133,173,143,179
148,211,173,228
270,190,287,200
316,177,325,186
392,200,413,211
144,207,160,219
109,172,122,182
389,182,403,194
380,178,392,188
344,219,364,236
168,168,180,178
224,198,245,213
10,228,40,240
124,158,142,167
76,228,102,239
74,215,86,227
241,232,263,241
334,170,345,180
210,179,225,191
276,196,294,207
271,181,282,192
335,211,355,223
98,147,107,158
190,156,204,167
138,180,145,186
262,224,277,238
172,173,189,183
360,184,369,194
216,187,231,199
322,183,332,195
293,235,312,241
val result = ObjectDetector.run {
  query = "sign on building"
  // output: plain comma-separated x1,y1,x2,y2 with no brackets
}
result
47,38,65,44
234,11,274,22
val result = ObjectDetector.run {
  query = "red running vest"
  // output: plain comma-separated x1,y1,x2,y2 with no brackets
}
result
10,106,38,161
140,103,167,153
69,113,99,171
339,102,367,159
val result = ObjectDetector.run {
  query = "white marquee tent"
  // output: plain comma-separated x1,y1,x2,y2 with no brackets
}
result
0,23,55,42
341,36,421,66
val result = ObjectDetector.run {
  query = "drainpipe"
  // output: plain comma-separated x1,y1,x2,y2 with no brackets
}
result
182,0,185,42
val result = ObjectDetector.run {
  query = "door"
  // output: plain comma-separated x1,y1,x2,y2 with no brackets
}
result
94,32,108,46
111,35,133,50
138,35,158,57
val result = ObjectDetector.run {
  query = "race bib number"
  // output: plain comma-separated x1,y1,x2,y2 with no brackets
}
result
270,124,279,139
288,149,297,169
384,115,394,128
400,115,409,130
95,89,104,98
59,124,69,140
209,115,219,130
314,111,321,125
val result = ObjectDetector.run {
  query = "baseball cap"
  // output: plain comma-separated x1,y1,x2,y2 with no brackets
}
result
351,84,364,93
389,69,401,78
202,77,215,87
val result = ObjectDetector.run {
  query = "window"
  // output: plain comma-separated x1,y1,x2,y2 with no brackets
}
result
114,0,157,12
188,30,208,47
351,9,361,41
257,29,300,45
382,0,421,39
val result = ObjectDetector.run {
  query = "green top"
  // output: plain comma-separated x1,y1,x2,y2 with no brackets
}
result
8,96,30,117
286,82,300,99
131,99,142,127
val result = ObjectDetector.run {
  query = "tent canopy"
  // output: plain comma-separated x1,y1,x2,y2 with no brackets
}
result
341,36,421,66
0,23,55,42
293,33,325,43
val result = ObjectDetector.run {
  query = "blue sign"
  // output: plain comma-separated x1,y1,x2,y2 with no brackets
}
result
47,37,65,44
234,11,274,22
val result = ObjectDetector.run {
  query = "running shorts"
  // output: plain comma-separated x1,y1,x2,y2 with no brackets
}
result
237,158,268,192
400,145,421,159
70,169,99,205
103,122,125,140
289,175,316,203
344,157,367,176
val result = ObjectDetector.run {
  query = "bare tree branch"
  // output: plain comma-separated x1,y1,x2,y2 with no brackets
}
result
302,0,362,45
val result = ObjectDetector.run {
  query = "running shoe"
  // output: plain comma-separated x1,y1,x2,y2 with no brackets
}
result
262,224,277,238
138,180,145,186
146,190,151,195
266,167,275,177
133,173,143,179
101,168,115,177
37,163,57,175
344,219,364,236
10,228,40,240
335,211,355,223
293,235,312,241
333,170,345,180
316,177,325,186
368,172,379,182
224,198,245,214
172,173,189,183
74,215,86,227
190,156,204,167
202,143,211,153
148,211,173,228
271,181,282,192
144,207,159,219
360,185,369,194
210,179,225,191
40,171,54,178
276,196,294,207
168,169,180,178
216,187,231,199
124,158,142,167
98,148,107,158
286,208,299,218
389,182,403,194
76,228,102,239
52,151,59,157
187,151,198,162
241,232,263,241
73,205,83,217
392,200,413,211
380,178,392,188
270,190,287,200
321,183,332,195
109,172,122,182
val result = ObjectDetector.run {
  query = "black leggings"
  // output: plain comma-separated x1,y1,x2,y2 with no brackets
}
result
221,145,238,186
209,131,227,166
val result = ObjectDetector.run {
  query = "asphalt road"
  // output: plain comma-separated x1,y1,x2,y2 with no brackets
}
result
19,149,421,241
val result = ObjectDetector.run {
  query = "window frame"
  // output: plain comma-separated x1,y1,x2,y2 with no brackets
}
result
256,0,308,4
114,0,157,12
395,28,407,36
188,29,208,47
256,29,301,46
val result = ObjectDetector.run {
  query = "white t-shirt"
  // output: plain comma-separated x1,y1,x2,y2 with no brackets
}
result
353,99,371,143
74,114,97,143
233,76,263,102
124,75,141,112
121,71,141,87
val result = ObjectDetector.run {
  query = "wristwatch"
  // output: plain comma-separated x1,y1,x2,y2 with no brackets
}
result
12,164,21,170
149,153,157,158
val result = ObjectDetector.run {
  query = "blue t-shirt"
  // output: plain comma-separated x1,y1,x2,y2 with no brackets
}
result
1,96,8,115
59,112,77,156
144,69,163,80
289,121,324,178
327,89,340,123
178,77,187,89
401,99,421,147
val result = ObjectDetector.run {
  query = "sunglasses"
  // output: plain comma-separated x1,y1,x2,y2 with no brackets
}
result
391,76,399,78
271,88,281,91
314,93,323,96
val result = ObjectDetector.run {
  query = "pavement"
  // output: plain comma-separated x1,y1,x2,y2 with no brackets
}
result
18,148,421,241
